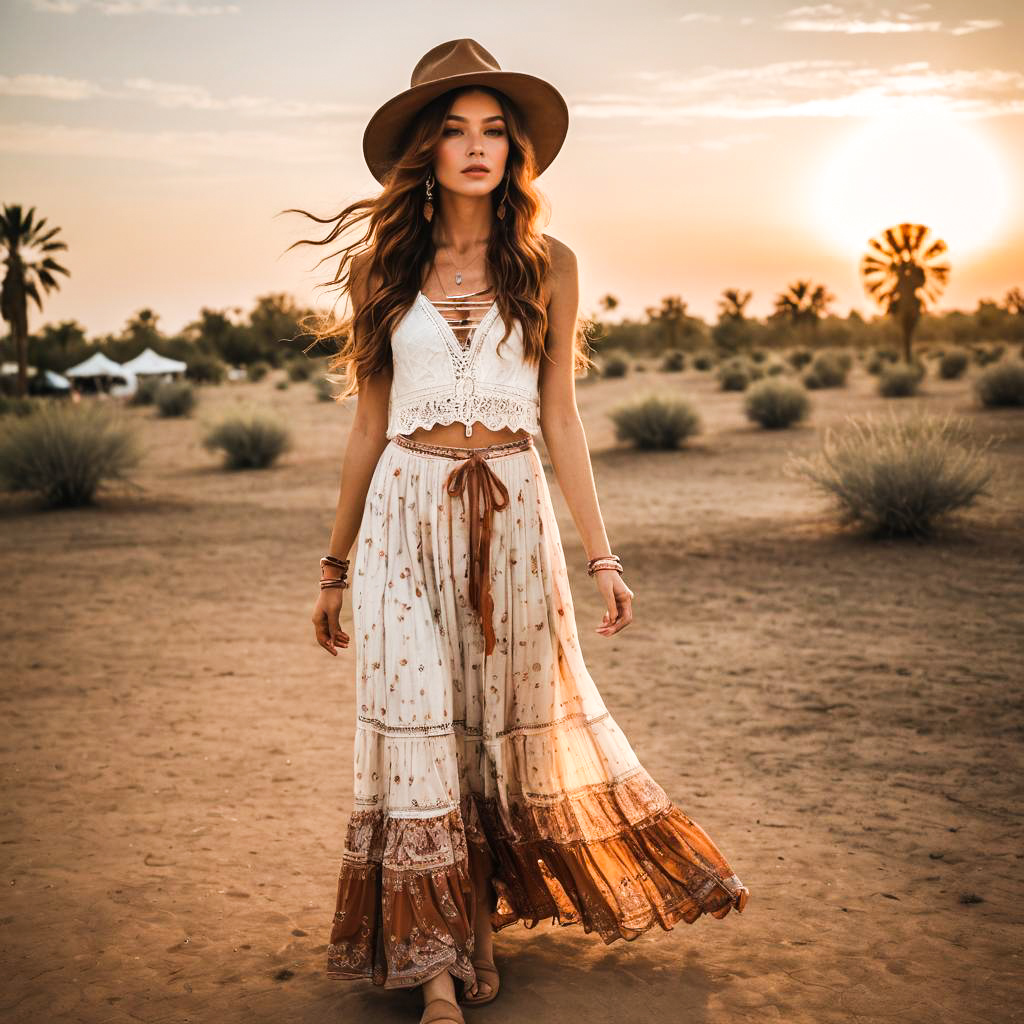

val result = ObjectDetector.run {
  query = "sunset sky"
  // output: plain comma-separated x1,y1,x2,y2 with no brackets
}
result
1,0,1022,338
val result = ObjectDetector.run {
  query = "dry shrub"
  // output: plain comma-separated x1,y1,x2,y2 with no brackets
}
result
744,378,810,429
784,408,995,537
974,360,1024,408
877,361,925,397
202,408,292,469
610,395,702,450
0,400,142,507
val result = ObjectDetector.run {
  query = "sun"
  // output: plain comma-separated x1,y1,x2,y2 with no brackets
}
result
811,110,1012,261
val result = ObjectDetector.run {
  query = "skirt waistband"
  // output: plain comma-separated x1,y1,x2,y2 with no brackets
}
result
392,432,534,460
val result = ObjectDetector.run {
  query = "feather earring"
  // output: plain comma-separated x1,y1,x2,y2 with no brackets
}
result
423,172,435,222
496,170,510,220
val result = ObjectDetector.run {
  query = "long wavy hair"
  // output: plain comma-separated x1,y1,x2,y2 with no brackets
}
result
280,85,593,402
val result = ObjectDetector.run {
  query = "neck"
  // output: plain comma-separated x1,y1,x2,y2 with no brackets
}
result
432,190,493,256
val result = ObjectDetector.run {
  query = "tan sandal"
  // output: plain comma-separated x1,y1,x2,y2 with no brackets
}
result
462,958,500,1006
420,996,466,1023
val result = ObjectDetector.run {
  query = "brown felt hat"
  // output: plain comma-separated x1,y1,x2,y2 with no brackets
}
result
362,38,569,184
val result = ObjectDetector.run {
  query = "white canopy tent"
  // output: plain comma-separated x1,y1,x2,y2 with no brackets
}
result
122,347,187,377
64,351,137,396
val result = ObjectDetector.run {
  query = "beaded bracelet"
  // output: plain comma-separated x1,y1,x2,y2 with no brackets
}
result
587,553,623,577
320,554,351,590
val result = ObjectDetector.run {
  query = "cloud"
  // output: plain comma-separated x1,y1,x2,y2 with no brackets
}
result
31,0,240,15
0,73,362,119
579,61,1024,121
0,120,346,167
778,4,1001,35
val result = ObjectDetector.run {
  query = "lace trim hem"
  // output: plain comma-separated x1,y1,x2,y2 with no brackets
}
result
387,393,540,440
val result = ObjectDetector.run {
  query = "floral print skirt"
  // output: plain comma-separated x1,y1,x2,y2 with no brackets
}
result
326,432,749,990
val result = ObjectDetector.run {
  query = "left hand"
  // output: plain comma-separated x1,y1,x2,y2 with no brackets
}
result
594,569,634,636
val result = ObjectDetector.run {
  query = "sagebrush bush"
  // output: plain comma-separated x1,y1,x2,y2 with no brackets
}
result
787,349,812,370
248,361,270,382
717,359,751,391
939,350,968,380
692,353,713,371
287,359,313,382
744,378,810,429
750,349,768,364
804,351,848,389
0,395,40,417
601,352,629,378
155,380,197,417
129,376,162,406
783,408,995,537
202,408,292,469
974,360,1024,408
610,395,702,450
765,361,785,376
660,351,685,372
877,361,925,398
185,352,226,384
0,400,142,507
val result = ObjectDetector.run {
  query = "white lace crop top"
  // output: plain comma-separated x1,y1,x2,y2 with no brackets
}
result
386,290,541,439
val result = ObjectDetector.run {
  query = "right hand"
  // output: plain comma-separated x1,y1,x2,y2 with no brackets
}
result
312,588,350,656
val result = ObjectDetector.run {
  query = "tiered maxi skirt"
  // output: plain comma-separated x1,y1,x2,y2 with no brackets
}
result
326,432,749,990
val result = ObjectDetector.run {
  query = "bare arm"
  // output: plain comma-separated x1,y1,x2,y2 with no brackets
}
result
537,236,634,636
324,366,392,562
313,256,392,655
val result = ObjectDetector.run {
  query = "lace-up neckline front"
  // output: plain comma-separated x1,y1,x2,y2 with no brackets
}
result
419,287,497,351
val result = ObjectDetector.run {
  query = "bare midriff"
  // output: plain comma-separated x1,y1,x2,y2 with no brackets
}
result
402,422,531,448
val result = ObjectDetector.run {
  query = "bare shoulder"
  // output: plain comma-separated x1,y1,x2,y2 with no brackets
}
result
541,233,578,307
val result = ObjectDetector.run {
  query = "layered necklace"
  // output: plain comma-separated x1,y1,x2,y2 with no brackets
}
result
423,246,495,351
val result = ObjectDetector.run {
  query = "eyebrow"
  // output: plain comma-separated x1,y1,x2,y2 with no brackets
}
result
444,114,506,123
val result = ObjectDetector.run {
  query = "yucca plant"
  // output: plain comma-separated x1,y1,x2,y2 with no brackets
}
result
784,408,995,537
609,395,702,450
0,399,143,507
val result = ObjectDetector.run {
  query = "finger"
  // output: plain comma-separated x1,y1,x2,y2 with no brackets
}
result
313,614,337,654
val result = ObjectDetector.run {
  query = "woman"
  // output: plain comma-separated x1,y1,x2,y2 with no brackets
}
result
292,39,749,1024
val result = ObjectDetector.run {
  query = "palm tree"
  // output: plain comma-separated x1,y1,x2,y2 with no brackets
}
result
1,204,71,397
770,280,835,343
598,293,619,314
860,222,949,363
718,288,752,321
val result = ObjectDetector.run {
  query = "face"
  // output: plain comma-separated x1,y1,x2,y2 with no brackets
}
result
432,89,510,199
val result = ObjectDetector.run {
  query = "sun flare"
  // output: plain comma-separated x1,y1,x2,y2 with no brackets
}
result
812,111,1013,262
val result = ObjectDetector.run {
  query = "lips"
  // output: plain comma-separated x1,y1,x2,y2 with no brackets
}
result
463,166,489,173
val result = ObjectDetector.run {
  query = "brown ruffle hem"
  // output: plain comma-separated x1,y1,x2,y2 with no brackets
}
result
326,767,749,989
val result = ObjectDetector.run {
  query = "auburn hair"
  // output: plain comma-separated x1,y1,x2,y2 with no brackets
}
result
280,85,592,402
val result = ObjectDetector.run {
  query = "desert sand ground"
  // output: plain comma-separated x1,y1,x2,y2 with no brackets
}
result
2,355,1022,1024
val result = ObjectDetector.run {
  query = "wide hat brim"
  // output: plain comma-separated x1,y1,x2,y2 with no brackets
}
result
362,70,569,185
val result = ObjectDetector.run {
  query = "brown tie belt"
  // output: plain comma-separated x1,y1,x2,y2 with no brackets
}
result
392,433,535,656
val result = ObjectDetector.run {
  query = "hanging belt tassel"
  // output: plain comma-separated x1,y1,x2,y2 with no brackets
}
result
444,451,510,656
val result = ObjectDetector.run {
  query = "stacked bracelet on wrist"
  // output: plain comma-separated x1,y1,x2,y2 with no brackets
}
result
587,553,623,577
320,554,351,590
